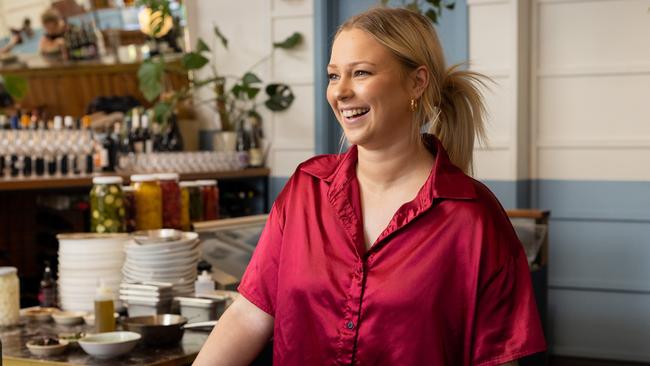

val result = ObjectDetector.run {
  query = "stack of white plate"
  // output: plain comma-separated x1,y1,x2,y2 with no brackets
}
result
57,233,128,312
122,230,200,297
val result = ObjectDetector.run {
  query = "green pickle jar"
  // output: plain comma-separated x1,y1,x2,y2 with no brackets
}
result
90,176,126,233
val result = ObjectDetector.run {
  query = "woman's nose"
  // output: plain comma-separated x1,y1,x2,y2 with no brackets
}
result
333,77,353,100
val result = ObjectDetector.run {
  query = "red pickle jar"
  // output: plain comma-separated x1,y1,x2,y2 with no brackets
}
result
122,186,136,232
157,173,182,229
197,180,219,221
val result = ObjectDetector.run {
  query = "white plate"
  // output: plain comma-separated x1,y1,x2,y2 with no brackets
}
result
125,252,200,266
124,236,199,253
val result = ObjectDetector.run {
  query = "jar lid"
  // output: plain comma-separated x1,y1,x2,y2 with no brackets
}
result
0,266,17,276
92,176,123,185
179,181,195,188
196,180,218,186
122,186,135,192
156,173,180,181
130,174,157,182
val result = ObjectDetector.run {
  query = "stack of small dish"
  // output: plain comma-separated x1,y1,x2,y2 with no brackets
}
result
122,230,200,298
57,234,128,312
119,282,174,317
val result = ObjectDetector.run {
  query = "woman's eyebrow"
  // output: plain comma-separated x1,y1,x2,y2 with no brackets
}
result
327,61,377,69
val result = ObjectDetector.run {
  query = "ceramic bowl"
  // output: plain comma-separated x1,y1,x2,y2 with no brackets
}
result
26,338,69,356
78,331,141,358
52,311,87,326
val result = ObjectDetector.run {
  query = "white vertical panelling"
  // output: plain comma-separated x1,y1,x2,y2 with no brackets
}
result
532,0,650,181
469,0,530,181
0,0,50,35
186,0,315,178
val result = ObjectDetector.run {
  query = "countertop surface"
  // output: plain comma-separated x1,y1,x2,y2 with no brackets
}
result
0,320,210,366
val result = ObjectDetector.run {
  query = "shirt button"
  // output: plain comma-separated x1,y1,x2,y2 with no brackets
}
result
346,321,354,329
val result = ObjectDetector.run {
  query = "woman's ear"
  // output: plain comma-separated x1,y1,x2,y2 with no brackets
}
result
411,65,429,99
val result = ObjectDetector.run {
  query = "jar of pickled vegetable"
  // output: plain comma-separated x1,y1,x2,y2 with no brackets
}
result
179,181,191,231
197,180,219,221
187,181,203,223
158,173,182,230
131,174,162,230
90,176,126,233
0,267,20,326
122,186,137,232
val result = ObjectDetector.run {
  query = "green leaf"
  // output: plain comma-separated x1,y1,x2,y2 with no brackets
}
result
245,87,260,99
273,32,303,49
425,9,438,24
196,38,210,53
181,52,209,70
213,25,228,49
242,72,262,85
137,59,165,102
445,2,455,10
3,74,28,100
153,101,172,123
264,83,295,111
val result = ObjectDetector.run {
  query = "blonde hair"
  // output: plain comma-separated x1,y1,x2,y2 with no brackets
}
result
336,7,488,174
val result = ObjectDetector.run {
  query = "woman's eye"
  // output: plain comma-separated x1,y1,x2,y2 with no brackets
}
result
354,70,370,77
328,73,339,81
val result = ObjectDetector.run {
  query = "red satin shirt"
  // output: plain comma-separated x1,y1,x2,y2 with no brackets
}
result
239,135,546,365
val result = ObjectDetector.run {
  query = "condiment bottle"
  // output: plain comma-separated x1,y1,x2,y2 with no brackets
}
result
194,271,215,297
38,261,57,307
94,280,115,333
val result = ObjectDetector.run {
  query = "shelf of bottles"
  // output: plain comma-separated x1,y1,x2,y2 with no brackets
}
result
0,108,269,191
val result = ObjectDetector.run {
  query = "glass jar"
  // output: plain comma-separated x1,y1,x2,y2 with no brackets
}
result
122,186,136,232
187,181,203,223
197,180,219,221
158,173,182,230
179,181,191,231
131,174,162,230
0,267,20,327
90,176,126,233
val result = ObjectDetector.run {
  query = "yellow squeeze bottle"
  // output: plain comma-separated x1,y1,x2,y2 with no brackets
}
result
94,280,115,333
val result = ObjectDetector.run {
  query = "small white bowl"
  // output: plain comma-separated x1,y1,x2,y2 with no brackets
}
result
83,313,119,327
52,311,87,326
78,331,141,358
26,338,69,356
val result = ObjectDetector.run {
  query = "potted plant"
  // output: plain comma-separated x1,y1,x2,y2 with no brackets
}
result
136,0,302,154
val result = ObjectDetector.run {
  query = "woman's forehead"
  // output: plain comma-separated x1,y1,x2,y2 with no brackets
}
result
329,29,395,68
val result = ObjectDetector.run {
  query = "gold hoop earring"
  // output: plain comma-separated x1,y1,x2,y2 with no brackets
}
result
410,98,417,112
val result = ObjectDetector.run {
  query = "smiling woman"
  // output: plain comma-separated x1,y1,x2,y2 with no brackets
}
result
193,7,545,366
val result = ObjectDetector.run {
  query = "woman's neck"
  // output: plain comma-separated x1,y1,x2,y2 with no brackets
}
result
356,136,434,192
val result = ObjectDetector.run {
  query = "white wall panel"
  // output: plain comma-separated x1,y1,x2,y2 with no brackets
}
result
538,148,650,181
272,16,314,84
549,289,650,362
272,85,315,149
537,74,650,142
468,3,512,70
271,149,315,176
538,0,650,70
472,149,513,180
272,0,313,17
479,75,512,146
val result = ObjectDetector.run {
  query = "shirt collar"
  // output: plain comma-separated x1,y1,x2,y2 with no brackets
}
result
300,134,477,201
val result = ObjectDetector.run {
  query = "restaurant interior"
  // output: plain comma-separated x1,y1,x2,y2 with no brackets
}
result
0,0,648,365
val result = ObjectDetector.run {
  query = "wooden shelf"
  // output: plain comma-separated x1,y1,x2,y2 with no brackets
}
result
0,168,270,192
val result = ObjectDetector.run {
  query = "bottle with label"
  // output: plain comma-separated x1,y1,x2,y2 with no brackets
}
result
38,261,56,308
99,123,118,172
194,271,215,297
94,280,115,333
248,113,264,167
140,114,153,153
131,109,143,154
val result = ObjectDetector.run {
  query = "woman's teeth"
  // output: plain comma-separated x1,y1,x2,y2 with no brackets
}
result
342,108,370,118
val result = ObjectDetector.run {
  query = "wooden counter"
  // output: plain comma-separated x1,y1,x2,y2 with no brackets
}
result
0,53,188,117
0,320,208,366
0,168,271,192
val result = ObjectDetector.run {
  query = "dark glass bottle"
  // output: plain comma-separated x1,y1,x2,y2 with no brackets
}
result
38,261,57,308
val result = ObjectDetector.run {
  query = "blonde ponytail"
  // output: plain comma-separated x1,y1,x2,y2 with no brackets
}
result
429,65,488,174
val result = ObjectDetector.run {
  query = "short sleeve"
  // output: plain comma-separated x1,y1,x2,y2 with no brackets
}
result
471,213,547,365
237,203,284,316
